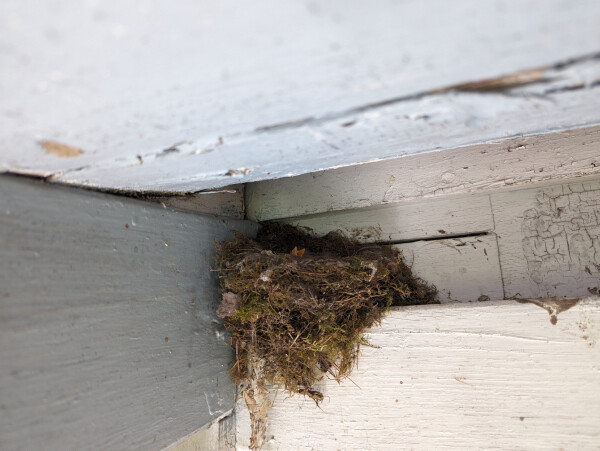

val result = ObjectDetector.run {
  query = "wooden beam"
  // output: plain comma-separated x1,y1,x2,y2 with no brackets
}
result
0,175,256,450
269,175,600,300
246,125,600,221
2,2,600,192
277,192,493,243
236,297,600,450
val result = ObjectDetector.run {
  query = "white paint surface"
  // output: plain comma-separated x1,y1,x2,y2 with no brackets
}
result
395,235,504,303
236,298,600,450
266,175,600,300
247,125,600,221
2,1,600,191
280,193,493,243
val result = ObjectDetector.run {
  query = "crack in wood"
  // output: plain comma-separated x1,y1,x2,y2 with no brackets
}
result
246,51,600,136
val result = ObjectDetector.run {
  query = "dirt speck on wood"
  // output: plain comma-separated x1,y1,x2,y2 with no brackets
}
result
41,140,84,158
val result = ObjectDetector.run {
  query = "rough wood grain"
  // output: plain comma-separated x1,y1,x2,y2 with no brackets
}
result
269,175,600,300
168,412,236,451
149,185,244,219
278,193,493,243
236,298,600,450
492,177,600,299
0,175,256,451
247,124,600,221
394,235,504,303
2,1,600,192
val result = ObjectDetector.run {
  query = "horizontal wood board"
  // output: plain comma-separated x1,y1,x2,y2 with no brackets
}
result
395,235,504,303
260,175,600,301
279,192,494,243
0,175,256,450
247,124,600,221
236,298,600,450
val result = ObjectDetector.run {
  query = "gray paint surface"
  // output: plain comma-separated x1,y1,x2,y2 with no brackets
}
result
1,0,600,192
0,175,256,450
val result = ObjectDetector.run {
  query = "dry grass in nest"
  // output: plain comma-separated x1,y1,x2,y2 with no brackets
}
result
216,223,438,449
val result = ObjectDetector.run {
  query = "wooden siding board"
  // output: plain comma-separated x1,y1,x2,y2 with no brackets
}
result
246,124,600,221
0,175,256,450
278,193,493,243
394,234,504,303
272,176,600,301
236,298,600,450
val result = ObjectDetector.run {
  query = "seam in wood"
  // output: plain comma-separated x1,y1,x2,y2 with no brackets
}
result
488,193,507,299
375,230,490,245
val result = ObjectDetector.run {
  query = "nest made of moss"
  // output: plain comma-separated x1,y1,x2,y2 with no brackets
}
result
216,223,438,449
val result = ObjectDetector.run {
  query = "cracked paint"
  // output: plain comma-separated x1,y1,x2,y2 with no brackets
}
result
521,182,600,289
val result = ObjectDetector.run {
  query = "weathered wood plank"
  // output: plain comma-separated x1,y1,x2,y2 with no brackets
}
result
271,175,600,300
492,177,600,299
275,193,503,302
2,2,600,192
168,412,236,451
0,175,256,450
236,298,600,450
247,124,600,221
394,234,504,303
278,193,493,243
149,185,244,219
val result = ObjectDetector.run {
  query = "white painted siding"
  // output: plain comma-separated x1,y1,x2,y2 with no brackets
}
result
236,298,600,450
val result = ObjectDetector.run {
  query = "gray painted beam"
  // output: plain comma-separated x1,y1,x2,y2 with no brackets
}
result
0,175,256,450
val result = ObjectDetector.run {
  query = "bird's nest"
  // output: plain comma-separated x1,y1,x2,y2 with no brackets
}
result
216,223,438,449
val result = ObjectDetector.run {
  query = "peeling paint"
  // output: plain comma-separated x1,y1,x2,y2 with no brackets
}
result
516,297,580,324
224,168,252,177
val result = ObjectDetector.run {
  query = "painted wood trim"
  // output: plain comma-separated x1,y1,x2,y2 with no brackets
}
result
269,175,600,301
491,177,600,299
394,234,504,303
236,297,600,450
277,192,494,243
246,125,600,221
3,2,600,192
0,175,256,450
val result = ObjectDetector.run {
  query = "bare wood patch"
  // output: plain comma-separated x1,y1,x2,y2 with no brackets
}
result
149,185,244,218
41,140,84,158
